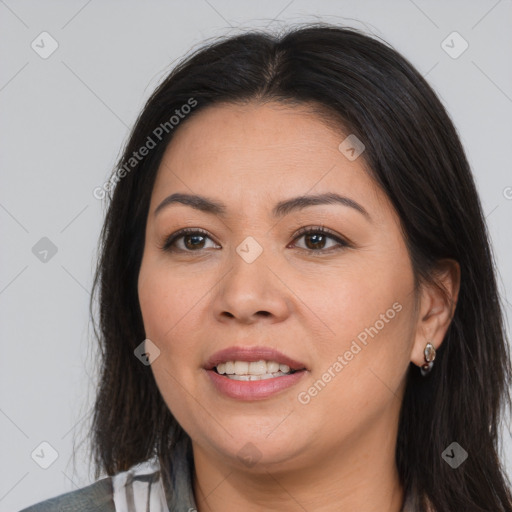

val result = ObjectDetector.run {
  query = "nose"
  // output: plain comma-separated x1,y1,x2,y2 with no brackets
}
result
212,245,292,325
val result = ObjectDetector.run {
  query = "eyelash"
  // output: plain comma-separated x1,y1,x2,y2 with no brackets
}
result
159,225,351,255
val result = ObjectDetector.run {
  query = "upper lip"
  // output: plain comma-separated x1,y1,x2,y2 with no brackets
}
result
205,346,307,371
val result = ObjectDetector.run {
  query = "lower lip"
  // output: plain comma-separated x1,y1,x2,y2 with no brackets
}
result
205,369,307,400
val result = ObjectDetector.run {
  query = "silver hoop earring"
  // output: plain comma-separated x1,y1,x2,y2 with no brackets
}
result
420,342,436,377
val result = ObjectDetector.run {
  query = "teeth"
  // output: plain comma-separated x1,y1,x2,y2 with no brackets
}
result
227,371,291,381
234,361,249,375
267,361,279,373
248,361,267,375
215,359,296,377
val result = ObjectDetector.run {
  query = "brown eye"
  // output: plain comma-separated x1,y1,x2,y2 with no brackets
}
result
183,233,207,250
303,232,329,250
160,228,220,252
291,226,350,253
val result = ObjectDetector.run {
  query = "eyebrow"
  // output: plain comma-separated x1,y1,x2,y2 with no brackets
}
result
154,192,371,221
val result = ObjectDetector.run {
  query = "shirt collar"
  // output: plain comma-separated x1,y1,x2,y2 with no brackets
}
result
163,436,198,510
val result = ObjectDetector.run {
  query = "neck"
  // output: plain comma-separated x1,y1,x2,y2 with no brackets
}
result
192,414,405,512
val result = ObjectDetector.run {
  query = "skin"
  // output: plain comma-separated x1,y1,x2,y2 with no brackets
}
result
137,101,460,512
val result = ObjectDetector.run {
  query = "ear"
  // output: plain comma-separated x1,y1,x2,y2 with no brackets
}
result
411,259,461,367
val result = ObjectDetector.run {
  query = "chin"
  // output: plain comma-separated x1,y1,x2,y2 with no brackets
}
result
194,427,307,471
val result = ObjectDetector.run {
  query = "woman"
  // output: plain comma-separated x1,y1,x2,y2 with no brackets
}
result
21,23,512,512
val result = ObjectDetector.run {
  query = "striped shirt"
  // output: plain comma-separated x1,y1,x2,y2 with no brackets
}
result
19,437,417,511
19,438,196,511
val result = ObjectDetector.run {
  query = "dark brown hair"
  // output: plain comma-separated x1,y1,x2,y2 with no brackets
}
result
88,23,512,511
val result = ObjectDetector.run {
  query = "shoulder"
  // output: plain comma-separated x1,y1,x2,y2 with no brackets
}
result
19,439,194,512
18,477,115,512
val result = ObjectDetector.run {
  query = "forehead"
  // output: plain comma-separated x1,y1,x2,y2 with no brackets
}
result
161,101,346,162
151,101,389,218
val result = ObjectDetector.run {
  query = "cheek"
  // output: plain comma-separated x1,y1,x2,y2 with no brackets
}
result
138,264,205,429
302,260,411,349
138,260,204,344
296,304,413,447
299,258,415,410
137,257,218,397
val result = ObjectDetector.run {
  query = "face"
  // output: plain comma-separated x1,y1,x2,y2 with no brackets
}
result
137,101,419,473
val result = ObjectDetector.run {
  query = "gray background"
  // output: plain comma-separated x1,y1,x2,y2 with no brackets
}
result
1,1,511,510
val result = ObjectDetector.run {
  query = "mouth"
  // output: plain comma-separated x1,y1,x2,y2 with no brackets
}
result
204,346,308,400
212,359,303,381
